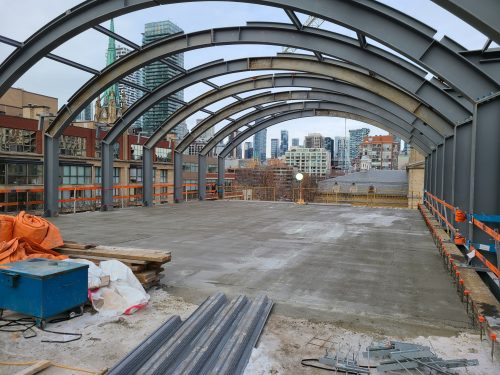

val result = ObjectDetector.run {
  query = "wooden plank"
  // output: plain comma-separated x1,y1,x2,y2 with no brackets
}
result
56,246,171,263
142,277,161,290
64,253,149,265
15,360,51,375
135,270,159,284
63,241,96,249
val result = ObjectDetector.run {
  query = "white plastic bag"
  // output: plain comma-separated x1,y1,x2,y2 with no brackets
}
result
89,260,150,316
64,258,106,289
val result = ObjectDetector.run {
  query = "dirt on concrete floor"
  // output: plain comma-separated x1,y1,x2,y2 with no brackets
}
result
0,289,197,375
1,288,497,375
247,314,498,375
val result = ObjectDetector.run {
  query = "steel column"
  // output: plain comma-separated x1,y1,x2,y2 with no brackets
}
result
174,152,183,203
470,97,500,243
101,142,114,211
454,121,472,238
217,157,225,199
424,156,428,191
143,147,154,207
436,144,444,198
198,154,207,201
431,149,438,195
429,152,434,193
43,134,59,217
443,136,454,204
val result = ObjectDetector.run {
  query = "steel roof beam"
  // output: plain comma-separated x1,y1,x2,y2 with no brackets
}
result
98,54,453,150
175,91,438,154
93,25,141,50
96,52,455,147
40,25,467,138
0,0,498,102
431,0,500,45
284,9,302,29
357,32,368,49
214,106,431,157
200,101,427,155
164,76,440,152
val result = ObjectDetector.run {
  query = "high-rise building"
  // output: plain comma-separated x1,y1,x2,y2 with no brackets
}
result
304,133,324,148
348,128,370,161
334,136,350,170
227,131,241,159
142,21,184,136
175,121,189,140
285,147,331,177
359,135,400,170
280,130,288,156
271,138,279,159
116,45,144,129
292,138,300,147
324,137,334,168
244,142,253,159
253,129,267,162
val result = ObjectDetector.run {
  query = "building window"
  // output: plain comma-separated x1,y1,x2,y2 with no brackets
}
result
95,167,121,184
155,147,171,162
182,163,197,172
207,165,217,173
0,127,36,153
95,141,120,159
59,135,86,156
159,169,168,183
129,167,142,183
131,144,143,160
2,163,42,185
60,165,91,185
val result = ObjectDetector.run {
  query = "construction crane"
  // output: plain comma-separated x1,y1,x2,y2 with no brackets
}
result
282,16,325,53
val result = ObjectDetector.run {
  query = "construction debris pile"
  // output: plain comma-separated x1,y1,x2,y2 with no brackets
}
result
54,241,171,289
109,292,273,375
302,340,479,374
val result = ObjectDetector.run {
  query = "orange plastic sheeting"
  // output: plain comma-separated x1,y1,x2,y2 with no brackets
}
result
0,215,14,242
12,211,64,249
0,212,66,265
0,237,67,265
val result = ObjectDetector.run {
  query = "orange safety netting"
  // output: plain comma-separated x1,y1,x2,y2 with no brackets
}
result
0,211,66,265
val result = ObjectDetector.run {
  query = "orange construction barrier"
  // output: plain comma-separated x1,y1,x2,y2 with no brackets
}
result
0,212,66,265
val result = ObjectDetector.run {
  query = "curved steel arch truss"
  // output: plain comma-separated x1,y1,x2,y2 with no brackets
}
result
167,77,442,153
217,109,427,159
45,25,466,139
201,101,432,157
184,91,434,155
1,0,498,101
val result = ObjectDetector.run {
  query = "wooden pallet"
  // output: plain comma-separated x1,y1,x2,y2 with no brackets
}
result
55,242,171,289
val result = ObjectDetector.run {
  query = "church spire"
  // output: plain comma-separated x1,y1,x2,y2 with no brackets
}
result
102,19,119,109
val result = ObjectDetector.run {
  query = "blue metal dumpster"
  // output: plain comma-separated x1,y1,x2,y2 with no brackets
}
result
0,258,88,327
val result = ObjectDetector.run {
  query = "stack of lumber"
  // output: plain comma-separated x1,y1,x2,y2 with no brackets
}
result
55,241,171,289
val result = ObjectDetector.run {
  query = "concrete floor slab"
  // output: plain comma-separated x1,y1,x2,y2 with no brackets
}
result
50,201,470,335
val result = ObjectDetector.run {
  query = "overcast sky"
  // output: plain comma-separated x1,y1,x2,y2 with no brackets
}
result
0,0,492,155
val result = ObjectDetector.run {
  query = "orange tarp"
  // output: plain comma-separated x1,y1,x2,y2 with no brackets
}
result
0,211,67,265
